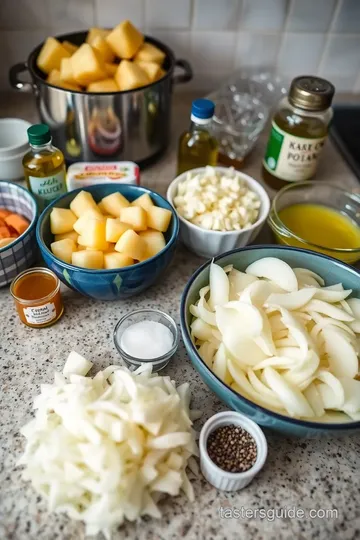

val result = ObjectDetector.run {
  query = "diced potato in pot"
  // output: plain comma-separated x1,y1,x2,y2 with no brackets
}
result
104,252,134,269
73,209,104,235
47,70,82,91
71,44,107,86
115,60,149,91
51,238,77,264
91,35,115,63
54,230,79,243
86,28,110,45
77,219,108,251
120,206,147,231
60,58,77,85
100,192,129,217
106,20,144,59
146,206,172,232
135,61,161,82
50,208,77,234
104,63,118,76
105,218,131,243
87,78,118,92
131,193,154,211
134,42,166,65
37,37,71,74
62,41,78,55
115,229,146,260
70,190,98,217
139,230,166,259
72,250,104,269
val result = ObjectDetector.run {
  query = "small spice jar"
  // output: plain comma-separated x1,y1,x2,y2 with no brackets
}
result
10,267,64,328
113,308,179,370
199,411,267,491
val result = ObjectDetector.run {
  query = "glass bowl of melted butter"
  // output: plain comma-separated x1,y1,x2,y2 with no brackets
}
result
268,182,360,264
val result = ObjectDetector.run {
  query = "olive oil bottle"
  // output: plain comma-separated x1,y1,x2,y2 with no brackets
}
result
177,99,218,175
23,124,67,210
262,76,335,190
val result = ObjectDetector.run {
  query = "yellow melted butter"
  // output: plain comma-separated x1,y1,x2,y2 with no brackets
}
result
276,203,360,263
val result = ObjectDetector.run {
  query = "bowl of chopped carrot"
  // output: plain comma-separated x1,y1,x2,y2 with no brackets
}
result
0,181,38,287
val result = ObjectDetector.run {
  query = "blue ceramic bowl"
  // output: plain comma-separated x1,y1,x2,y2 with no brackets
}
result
36,184,179,301
180,245,360,437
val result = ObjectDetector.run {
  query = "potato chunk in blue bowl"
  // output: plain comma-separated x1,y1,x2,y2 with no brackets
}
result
36,184,179,301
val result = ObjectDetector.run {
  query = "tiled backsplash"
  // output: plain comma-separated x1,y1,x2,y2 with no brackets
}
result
1,0,360,93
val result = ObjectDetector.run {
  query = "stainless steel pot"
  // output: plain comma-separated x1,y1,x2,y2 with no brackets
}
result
10,31,192,167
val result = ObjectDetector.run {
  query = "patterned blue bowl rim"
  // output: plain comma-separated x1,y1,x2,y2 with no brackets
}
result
180,244,360,431
0,180,38,254
36,183,180,273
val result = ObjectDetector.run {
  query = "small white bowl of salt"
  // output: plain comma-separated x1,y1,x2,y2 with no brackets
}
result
113,308,180,370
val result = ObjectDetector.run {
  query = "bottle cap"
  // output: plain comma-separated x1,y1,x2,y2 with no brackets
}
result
288,76,335,112
191,99,215,120
27,124,51,145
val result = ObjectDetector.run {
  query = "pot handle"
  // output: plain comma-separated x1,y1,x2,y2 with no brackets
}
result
9,62,36,92
172,59,193,84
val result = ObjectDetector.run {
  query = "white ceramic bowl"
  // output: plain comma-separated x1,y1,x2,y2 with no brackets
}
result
199,411,268,491
166,167,270,258
0,118,31,181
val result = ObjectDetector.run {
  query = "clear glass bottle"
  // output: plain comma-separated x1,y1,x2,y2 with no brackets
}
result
177,99,218,175
23,124,67,210
262,76,335,190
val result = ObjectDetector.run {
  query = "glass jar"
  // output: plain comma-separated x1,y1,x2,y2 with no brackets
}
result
262,76,335,190
10,267,64,328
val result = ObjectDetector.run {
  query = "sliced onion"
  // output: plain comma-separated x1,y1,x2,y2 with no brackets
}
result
322,327,358,378
208,262,229,309
266,288,316,311
263,367,314,418
246,257,298,292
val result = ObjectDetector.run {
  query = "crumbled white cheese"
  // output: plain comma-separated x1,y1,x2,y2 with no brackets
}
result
174,167,261,232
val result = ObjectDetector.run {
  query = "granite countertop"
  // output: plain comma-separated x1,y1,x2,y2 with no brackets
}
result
1,93,360,540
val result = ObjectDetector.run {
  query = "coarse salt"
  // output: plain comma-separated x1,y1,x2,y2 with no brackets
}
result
120,320,174,359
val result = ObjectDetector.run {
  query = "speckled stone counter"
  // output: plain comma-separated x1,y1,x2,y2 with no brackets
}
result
1,93,360,540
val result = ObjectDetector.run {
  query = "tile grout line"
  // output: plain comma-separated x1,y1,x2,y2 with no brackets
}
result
317,0,343,76
273,0,294,73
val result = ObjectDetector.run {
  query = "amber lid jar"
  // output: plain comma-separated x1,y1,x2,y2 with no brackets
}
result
10,267,64,328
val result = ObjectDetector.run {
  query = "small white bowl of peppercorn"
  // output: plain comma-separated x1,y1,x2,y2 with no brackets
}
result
199,411,268,491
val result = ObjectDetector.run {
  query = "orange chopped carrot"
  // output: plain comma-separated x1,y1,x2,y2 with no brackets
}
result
0,224,11,239
0,208,11,219
4,213,29,236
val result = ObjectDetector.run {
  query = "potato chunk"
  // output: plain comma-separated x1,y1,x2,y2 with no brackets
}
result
70,190,98,218
54,230,79,243
47,69,82,91
100,192,129,217
139,230,166,259
86,28,110,45
105,218,131,243
60,57,77,85
87,78,118,92
104,252,134,269
146,206,172,232
115,229,146,260
51,238,77,264
71,43,107,86
106,20,144,59
50,208,77,234
37,37,71,74
115,60,149,91
72,250,104,269
73,209,104,235
91,35,115,63
105,63,118,76
135,61,161,82
131,193,154,211
120,206,147,231
134,42,166,65
77,218,108,251
62,41,78,55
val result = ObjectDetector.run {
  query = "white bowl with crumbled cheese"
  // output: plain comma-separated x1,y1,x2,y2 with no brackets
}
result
167,166,270,258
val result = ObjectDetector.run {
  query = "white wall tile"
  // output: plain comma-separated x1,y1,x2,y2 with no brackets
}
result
324,74,358,92
333,0,360,34
191,32,236,75
277,33,326,77
95,0,144,29
287,0,336,33
48,0,94,33
240,0,288,31
193,0,241,30
186,73,226,93
235,32,280,69
321,35,360,77
145,0,191,29
0,0,49,30
149,31,190,59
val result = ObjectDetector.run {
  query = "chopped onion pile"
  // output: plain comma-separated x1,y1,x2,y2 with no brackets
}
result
18,352,200,538
190,258,360,423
